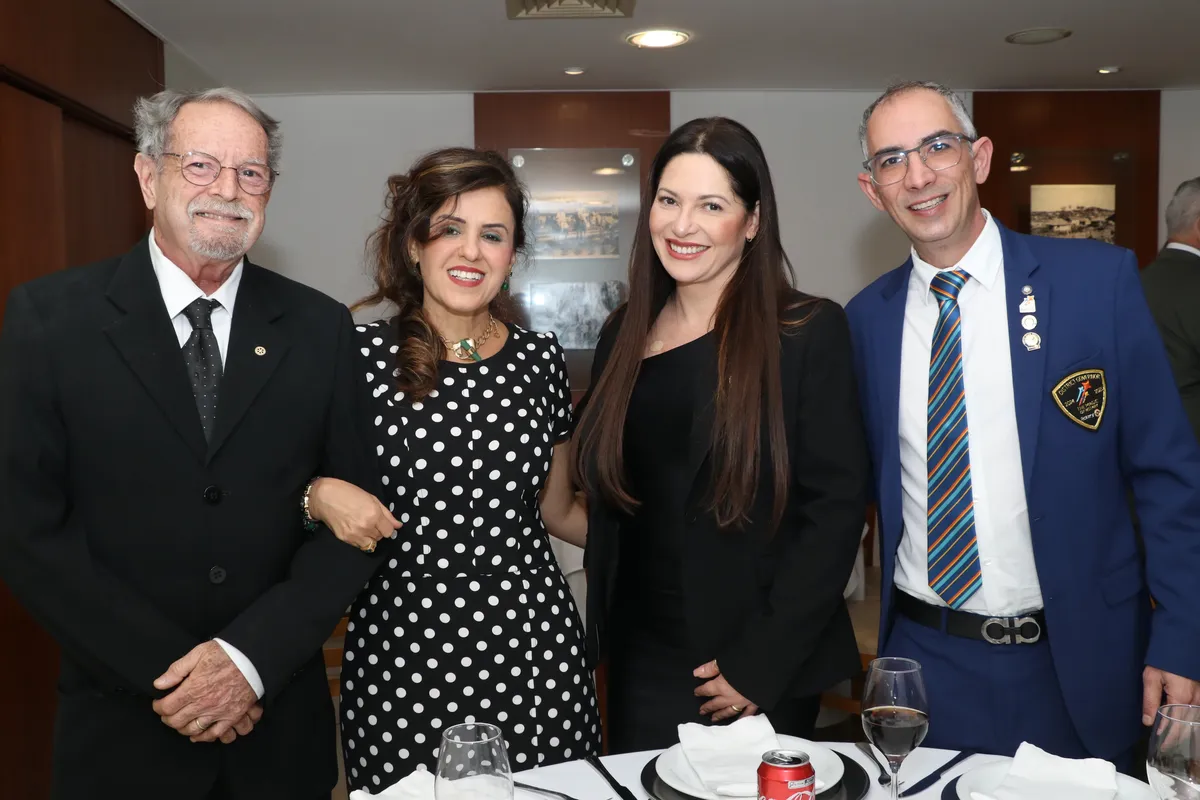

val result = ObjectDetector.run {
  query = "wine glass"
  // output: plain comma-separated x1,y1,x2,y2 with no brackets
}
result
434,722,513,800
1147,704,1200,800
861,657,929,800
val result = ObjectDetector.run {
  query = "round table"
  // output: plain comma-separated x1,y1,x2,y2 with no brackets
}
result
514,744,1008,800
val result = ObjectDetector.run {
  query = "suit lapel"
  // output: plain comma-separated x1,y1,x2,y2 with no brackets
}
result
876,261,912,572
206,263,289,462
684,342,718,491
998,223,1047,493
104,239,209,462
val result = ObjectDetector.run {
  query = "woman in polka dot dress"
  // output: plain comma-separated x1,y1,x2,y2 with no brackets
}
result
304,148,599,791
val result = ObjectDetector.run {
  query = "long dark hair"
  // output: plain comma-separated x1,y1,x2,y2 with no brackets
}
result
355,147,528,400
575,117,808,531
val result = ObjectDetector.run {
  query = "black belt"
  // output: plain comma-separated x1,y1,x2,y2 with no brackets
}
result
895,591,1046,645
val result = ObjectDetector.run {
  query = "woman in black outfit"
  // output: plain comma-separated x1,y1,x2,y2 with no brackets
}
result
574,117,869,753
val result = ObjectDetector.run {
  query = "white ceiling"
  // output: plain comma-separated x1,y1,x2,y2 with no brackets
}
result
115,0,1200,94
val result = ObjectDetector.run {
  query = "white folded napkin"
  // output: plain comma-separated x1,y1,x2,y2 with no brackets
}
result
678,716,782,797
989,742,1118,800
350,767,433,800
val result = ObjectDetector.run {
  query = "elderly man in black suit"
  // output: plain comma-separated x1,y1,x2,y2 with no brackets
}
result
0,87,397,800
1143,176,1200,443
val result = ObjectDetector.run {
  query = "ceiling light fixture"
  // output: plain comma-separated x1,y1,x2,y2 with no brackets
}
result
592,167,625,176
626,29,690,48
1098,66,1122,74
564,67,586,75
1004,27,1072,45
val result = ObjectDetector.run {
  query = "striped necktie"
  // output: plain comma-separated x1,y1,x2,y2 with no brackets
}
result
927,269,982,609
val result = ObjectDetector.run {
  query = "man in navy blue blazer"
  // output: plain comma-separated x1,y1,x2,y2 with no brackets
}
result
844,81,1200,764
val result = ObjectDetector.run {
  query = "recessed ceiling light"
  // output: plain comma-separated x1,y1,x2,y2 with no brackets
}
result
592,167,625,176
626,29,690,48
564,67,586,76
1098,66,1122,74
1004,27,1072,45
1010,166,1031,172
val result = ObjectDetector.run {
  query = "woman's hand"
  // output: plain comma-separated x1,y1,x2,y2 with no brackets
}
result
307,477,400,552
694,659,759,722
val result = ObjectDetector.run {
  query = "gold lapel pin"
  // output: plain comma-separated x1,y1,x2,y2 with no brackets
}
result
254,346,267,356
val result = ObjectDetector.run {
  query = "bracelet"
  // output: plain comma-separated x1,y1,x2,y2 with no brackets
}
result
302,479,320,532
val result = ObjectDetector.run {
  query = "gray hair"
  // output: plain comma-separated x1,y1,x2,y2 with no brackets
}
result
859,81,977,159
1166,177,1200,237
133,87,282,170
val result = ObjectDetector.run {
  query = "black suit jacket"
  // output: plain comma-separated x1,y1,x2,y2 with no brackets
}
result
0,237,387,799
1142,245,1200,444
579,293,869,710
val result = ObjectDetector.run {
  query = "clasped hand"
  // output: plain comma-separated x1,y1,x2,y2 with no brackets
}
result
152,641,260,744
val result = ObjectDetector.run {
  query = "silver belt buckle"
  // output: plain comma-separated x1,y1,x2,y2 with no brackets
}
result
981,615,1042,644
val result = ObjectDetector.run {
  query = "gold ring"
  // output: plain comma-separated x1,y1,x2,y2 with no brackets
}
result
363,541,376,553
730,705,740,714
193,719,209,732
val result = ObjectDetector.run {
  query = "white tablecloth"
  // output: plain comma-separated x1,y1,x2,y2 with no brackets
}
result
514,744,1009,800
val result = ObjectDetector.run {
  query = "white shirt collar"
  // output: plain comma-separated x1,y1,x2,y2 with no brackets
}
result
1166,242,1200,260
910,209,1003,304
148,228,243,318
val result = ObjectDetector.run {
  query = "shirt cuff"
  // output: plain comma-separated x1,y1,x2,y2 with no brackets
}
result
213,637,265,700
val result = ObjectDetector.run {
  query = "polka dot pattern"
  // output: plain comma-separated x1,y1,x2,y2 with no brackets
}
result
342,320,599,788
180,298,222,442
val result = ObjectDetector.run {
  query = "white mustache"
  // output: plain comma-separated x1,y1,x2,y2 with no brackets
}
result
188,198,254,222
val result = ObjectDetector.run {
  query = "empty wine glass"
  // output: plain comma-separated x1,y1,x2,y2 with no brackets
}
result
1147,704,1200,800
862,657,929,800
434,722,513,800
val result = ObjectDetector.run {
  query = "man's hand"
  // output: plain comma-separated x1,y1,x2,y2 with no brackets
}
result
1142,665,1200,725
694,660,759,723
152,641,258,743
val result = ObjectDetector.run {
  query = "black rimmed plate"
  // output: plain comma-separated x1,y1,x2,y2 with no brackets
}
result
640,752,869,800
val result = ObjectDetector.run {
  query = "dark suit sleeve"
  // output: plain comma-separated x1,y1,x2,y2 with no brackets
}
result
216,307,384,700
1116,254,1200,681
716,302,870,709
0,285,199,694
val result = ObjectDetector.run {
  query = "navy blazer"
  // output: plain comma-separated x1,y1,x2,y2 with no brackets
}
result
845,220,1200,759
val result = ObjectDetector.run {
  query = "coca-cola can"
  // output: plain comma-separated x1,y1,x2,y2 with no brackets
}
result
758,750,816,800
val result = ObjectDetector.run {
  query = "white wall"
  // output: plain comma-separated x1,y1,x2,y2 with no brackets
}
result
671,91,922,305
1160,90,1200,246
163,44,219,92
247,94,474,308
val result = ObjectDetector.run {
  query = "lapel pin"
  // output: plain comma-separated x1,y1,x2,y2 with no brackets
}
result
254,346,267,356
1023,332,1041,351
1019,295,1036,314
1021,315,1038,331
1021,284,1033,296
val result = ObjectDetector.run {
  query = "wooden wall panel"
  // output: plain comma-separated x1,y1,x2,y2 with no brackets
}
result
0,0,163,130
63,117,147,266
0,84,67,319
974,91,1160,267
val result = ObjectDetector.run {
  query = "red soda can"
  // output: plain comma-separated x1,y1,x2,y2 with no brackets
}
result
758,750,817,800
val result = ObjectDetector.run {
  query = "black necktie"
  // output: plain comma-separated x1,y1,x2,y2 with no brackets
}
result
181,298,222,442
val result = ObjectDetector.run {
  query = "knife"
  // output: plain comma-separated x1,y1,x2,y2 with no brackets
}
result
585,753,640,800
897,751,976,797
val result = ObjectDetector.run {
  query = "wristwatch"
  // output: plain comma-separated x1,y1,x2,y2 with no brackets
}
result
302,479,321,532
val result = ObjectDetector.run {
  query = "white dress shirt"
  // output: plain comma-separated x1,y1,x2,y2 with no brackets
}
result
895,211,1045,616
1166,242,1200,259
148,230,264,699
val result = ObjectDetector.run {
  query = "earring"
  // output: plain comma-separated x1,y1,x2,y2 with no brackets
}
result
411,261,422,281
502,273,511,292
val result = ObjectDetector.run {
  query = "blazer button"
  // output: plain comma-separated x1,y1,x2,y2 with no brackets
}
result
203,485,222,504
208,566,227,585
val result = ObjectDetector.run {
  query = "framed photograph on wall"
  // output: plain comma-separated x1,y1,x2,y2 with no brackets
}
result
509,147,640,390
1030,184,1116,243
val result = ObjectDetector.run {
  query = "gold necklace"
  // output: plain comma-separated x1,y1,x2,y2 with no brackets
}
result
442,315,498,362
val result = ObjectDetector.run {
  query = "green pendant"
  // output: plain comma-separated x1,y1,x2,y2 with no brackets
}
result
453,338,482,362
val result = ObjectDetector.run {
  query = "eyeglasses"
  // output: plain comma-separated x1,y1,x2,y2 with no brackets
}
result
862,134,974,186
161,151,277,195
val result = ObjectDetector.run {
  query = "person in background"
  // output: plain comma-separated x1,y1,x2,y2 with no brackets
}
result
846,80,1200,766
0,87,384,799
303,147,600,789
574,117,869,752
1142,176,1200,444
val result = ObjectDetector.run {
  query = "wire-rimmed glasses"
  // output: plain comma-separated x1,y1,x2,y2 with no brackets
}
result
862,133,974,186
161,151,277,195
